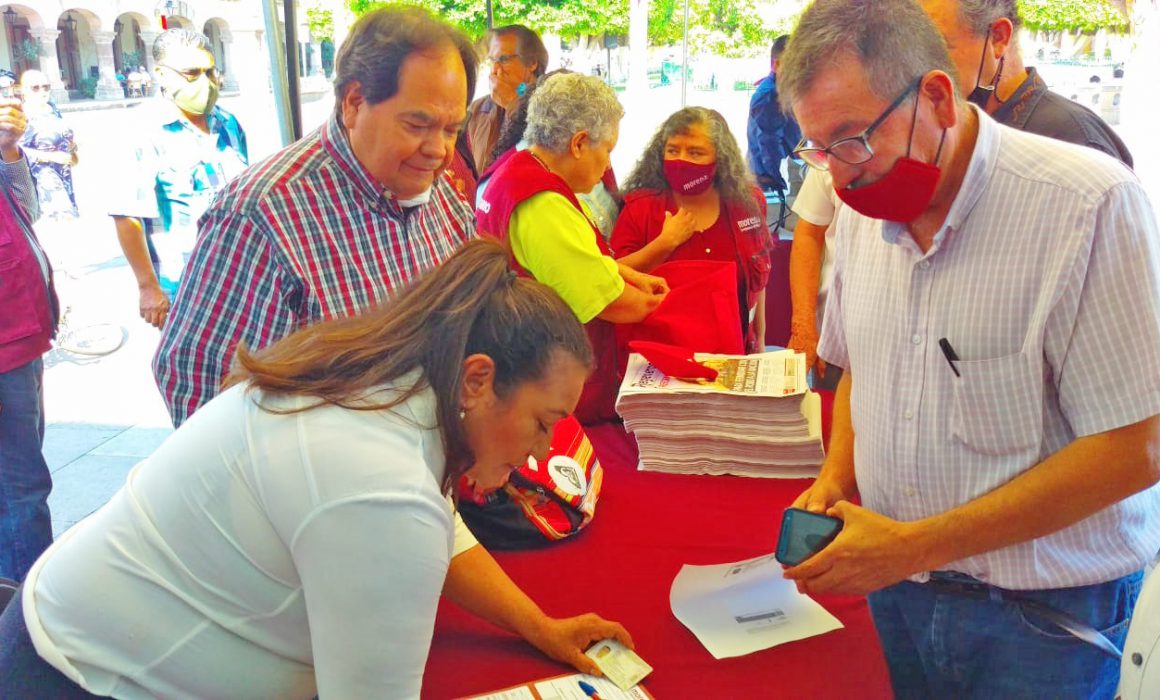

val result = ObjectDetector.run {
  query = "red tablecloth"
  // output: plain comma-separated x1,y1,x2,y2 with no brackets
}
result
423,393,891,699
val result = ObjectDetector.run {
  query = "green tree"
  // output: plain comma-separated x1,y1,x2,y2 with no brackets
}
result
1017,0,1129,33
345,0,800,54
306,6,335,42
346,0,629,40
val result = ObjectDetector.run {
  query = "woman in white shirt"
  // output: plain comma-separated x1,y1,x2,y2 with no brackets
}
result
0,239,632,699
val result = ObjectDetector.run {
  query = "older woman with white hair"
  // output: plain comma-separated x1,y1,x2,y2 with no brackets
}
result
477,73,668,423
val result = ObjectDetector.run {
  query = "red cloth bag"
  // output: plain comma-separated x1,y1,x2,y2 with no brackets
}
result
616,259,746,358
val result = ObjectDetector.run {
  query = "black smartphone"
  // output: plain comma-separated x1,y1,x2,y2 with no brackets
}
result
775,507,843,566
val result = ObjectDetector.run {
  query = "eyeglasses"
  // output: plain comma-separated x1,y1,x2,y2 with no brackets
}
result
29,84,51,92
792,79,921,171
161,65,219,82
485,53,522,70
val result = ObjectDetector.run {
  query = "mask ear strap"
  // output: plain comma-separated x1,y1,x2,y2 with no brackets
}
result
906,80,922,158
991,56,1007,104
933,128,948,165
973,33,991,92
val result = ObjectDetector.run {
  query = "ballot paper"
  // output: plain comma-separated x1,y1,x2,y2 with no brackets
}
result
584,638,653,690
669,552,843,659
465,672,653,699
616,350,825,478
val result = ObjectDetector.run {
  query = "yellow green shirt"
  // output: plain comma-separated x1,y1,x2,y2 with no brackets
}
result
510,192,625,323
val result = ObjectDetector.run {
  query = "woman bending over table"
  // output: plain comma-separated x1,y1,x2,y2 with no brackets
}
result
0,240,632,699
612,107,773,351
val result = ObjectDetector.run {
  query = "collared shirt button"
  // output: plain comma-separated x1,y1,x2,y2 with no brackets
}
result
903,487,916,497
920,260,931,270
911,334,922,345
904,409,914,420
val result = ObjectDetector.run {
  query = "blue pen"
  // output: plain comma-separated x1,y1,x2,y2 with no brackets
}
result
578,679,603,700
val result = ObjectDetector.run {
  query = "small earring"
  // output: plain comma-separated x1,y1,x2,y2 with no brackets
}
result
459,407,466,420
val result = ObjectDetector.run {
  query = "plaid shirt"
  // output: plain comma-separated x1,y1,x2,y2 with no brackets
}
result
153,113,476,426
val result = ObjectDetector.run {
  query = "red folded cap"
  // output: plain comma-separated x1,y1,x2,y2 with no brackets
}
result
628,340,719,381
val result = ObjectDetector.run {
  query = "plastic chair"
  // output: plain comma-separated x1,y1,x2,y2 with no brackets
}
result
1117,564,1160,699
0,576,17,613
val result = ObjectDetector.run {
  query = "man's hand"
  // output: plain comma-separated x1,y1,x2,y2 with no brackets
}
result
659,208,698,249
787,319,825,377
0,97,28,161
139,284,171,329
783,501,929,597
791,472,853,514
524,613,635,676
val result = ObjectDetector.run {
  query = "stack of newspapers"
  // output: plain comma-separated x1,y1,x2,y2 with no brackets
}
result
615,350,825,478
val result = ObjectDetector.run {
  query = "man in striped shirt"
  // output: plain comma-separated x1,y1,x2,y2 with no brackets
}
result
778,1,1160,696
154,9,477,428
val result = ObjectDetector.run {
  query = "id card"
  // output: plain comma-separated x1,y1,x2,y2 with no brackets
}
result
585,639,653,691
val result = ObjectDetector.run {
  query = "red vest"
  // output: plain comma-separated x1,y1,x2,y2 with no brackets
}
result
0,188,57,373
477,150,621,424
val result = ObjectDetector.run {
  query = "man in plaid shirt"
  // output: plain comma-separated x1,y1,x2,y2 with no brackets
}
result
154,9,478,427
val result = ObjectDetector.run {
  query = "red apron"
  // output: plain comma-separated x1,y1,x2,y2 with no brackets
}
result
613,188,772,350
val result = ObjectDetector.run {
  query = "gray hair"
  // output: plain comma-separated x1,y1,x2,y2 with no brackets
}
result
153,28,212,65
957,0,1021,36
622,107,758,217
778,0,957,113
524,73,624,153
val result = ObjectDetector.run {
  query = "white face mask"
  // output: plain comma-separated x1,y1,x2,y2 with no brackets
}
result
395,187,433,208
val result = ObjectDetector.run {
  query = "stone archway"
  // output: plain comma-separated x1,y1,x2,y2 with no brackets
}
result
202,17,237,92
2,4,44,78
54,9,100,95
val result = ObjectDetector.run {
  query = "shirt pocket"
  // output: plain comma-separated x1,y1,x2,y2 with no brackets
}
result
0,256,43,344
950,351,1043,456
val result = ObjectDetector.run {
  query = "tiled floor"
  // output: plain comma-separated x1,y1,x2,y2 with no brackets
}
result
44,424,174,537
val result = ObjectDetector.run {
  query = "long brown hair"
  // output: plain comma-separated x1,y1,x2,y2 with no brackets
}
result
225,239,593,492
621,107,759,217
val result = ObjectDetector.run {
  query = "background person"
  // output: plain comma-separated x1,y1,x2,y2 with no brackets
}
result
108,28,249,329
153,7,476,428
475,70,623,242
778,0,1160,696
466,24,548,173
476,73,667,424
919,0,1132,166
18,69,78,222
0,240,632,698
0,89,57,584
747,35,802,195
786,167,841,388
612,107,771,352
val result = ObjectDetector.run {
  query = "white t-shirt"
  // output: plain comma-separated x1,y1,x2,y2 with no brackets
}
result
23,378,478,699
790,168,841,318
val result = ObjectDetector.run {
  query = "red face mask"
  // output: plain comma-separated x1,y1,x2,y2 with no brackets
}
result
836,92,946,223
664,159,717,196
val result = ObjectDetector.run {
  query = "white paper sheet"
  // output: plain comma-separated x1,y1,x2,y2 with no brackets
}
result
669,552,844,659
533,674,651,700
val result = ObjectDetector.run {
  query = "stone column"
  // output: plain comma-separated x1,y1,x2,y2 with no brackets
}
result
227,29,268,98
92,30,122,100
29,28,69,104
218,29,239,93
139,30,159,95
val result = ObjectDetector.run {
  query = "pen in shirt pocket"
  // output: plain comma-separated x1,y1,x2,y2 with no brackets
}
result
938,337,961,377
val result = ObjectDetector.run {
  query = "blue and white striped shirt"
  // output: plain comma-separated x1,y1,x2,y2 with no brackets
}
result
818,107,1160,590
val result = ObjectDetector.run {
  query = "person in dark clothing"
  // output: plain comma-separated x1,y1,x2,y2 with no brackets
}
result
921,0,1133,167
746,35,802,192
